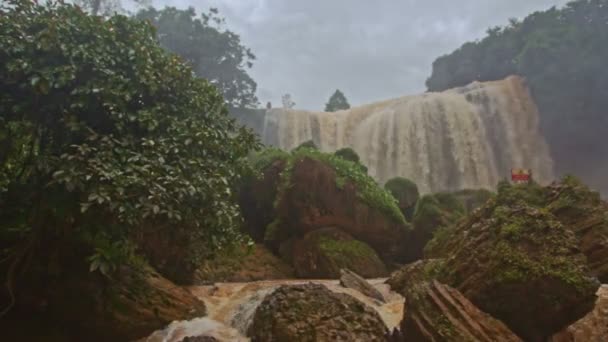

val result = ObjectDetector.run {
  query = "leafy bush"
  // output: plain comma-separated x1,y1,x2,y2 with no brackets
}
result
334,147,360,163
0,0,258,278
384,177,419,220
292,140,317,152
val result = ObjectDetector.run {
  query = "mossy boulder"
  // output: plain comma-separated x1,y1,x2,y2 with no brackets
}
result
265,149,410,265
401,281,522,341
406,193,465,261
384,177,420,221
545,176,608,282
420,198,599,341
334,147,368,173
291,227,387,279
248,283,389,341
194,244,294,283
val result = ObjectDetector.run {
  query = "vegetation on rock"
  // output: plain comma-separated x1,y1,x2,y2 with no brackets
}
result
384,177,420,221
249,283,388,342
291,227,387,279
0,0,258,324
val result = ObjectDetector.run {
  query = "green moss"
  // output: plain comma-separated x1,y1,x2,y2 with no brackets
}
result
275,148,406,225
317,236,382,269
334,147,360,163
292,140,317,152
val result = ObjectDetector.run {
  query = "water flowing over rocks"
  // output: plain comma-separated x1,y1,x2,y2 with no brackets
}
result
256,76,553,193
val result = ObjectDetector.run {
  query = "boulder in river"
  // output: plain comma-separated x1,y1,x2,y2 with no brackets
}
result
339,268,385,302
401,280,522,342
248,283,388,342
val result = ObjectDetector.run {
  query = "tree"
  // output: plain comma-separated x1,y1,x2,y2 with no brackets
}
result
282,93,295,109
136,7,258,109
324,89,350,112
0,0,258,288
74,0,149,16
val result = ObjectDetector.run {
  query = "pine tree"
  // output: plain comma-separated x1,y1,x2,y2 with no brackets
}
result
324,89,351,112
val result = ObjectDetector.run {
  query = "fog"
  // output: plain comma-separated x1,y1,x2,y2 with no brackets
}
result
151,0,570,110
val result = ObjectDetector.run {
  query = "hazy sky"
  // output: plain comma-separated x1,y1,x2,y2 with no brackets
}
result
151,0,571,110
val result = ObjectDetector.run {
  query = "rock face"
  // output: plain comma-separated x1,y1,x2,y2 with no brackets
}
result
195,244,294,283
550,285,608,342
339,268,385,302
402,281,522,342
409,195,599,341
270,156,409,264
248,283,388,342
291,227,387,279
545,177,608,282
451,188,495,214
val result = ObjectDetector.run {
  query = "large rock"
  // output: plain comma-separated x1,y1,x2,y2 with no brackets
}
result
194,244,294,283
339,268,385,302
386,259,446,296
451,188,495,214
269,156,410,264
248,283,388,342
545,177,608,282
416,197,599,341
291,227,387,279
550,285,608,342
401,281,522,342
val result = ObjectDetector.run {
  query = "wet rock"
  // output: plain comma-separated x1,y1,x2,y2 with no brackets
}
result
416,195,599,341
339,268,385,302
291,227,387,279
194,244,294,283
386,259,445,296
248,283,388,342
401,281,521,342
550,285,608,342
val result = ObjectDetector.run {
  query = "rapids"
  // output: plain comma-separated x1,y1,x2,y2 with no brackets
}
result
260,76,554,193
143,279,404,342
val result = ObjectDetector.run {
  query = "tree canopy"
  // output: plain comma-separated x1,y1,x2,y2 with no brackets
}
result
136,6,259,109
324,89,350,112
425,0,608,194
0,0,258,281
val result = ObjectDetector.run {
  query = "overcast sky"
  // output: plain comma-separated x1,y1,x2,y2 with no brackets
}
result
150,0,571,110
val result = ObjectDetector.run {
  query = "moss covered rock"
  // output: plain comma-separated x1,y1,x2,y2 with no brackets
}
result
545,176,608,282
401,281,522,342
194,244,294,283
406,193,465,261
266,149,409,265
248,283,388,341
421,199,599,341
291,227,387,279
384,177,420,221
452,188,495,214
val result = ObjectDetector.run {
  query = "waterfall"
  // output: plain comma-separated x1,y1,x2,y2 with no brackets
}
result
260,76,554,193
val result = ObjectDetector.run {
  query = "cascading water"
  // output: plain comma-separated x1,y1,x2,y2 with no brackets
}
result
142,279,404,342
261,76,554,193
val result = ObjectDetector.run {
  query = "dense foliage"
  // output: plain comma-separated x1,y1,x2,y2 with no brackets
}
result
136,6,259,109
384,177,419,220
324,89,350,112
426,0,608,194
0,0,258,280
